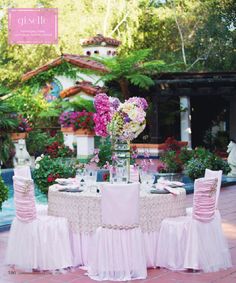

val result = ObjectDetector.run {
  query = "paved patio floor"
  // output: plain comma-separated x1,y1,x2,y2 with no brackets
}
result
0,185,236,283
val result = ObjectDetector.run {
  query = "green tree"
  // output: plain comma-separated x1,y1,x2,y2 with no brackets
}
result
94,49,179,99
0,85,17,165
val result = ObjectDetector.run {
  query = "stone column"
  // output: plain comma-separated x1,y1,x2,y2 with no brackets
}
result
75,130,95,162
61,127,75,150
180,96,192,148
229,96,236,141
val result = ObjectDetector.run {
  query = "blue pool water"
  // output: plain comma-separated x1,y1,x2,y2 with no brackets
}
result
0,169,47,231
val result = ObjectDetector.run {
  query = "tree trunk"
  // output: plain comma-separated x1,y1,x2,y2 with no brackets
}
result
119,78,130,100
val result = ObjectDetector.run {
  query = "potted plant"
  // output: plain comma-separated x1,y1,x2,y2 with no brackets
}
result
11,115,32,141
185,147,231,180
157,137,192,181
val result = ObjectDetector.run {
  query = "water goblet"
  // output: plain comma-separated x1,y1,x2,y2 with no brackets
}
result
76,168,85,187
85,169,98,193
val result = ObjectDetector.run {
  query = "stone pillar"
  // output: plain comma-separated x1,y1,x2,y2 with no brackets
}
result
61,127,75,150
229,96,236,141
75,130,95,162
180,96,192,148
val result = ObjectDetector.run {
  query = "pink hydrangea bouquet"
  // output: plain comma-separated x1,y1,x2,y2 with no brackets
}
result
94,93,148,141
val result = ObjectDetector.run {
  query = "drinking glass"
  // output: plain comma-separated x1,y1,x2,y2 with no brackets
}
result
85,169,98,193
140,169,155,192
76,168,85,186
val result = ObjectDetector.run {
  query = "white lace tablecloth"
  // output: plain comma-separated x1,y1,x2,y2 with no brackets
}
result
48,184,186,234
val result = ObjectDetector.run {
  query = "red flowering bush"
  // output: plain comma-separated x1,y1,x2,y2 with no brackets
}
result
33,155,76,194
157,137,190,173
45,141,75,158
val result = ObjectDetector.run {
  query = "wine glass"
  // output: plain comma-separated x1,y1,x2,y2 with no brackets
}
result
85,169,98,193
76,168,85,187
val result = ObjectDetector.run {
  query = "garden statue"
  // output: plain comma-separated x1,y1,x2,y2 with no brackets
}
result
227,140,236,177
13,139,31,167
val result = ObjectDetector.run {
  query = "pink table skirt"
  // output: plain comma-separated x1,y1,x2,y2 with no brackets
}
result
48,185,186,267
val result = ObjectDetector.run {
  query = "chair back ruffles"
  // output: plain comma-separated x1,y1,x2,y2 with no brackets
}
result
193,177,218,223
13,176,37,222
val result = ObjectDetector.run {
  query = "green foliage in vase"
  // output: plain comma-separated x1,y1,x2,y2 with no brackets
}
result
33,155,76,194
0,175,8,210
97,138,112,168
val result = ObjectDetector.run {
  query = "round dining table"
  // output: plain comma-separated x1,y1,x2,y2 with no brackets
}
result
48,183,186,267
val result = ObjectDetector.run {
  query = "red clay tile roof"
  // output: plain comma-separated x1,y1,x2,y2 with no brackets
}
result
60,81,105,99
81,34,121,47
22,54,108,82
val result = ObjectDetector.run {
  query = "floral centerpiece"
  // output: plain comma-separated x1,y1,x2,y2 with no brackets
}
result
94,93,148,183
94,93,148,141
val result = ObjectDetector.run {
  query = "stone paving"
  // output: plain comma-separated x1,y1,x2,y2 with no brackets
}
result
0,185,236,283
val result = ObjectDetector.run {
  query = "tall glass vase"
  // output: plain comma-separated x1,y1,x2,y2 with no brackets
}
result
110,139,130,183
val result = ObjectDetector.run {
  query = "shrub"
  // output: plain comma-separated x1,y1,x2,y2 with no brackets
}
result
0,175,8,210
185,147,231,180
26,130,63,157
33,155,76,194
45,141,75,158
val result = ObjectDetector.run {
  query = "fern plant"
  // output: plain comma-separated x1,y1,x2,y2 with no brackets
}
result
93,49,177,99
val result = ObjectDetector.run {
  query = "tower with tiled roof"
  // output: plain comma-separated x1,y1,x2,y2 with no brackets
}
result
81,34,120,57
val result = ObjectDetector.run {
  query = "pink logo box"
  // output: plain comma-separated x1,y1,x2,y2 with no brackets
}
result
8,8,58,44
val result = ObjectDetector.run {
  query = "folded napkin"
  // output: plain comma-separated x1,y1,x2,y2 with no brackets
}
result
157,179,184,187
155,183,182,195
56,184,81,192
55,178,76,185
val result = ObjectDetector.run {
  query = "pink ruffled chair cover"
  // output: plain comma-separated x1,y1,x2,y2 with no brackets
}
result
88,183,147,281
14,166,32,178
14,165,48,215
156,177,232,272
186,169,222,216
6,176,73,271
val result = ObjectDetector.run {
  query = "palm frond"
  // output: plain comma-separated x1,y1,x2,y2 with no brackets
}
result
126,74,155,89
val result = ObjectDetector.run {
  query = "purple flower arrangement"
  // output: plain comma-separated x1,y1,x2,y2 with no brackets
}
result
94,93,148,141
59,110,94,131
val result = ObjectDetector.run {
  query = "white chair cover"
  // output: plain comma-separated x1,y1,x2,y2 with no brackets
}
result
156,177,232,272
6,176,73,271
186,169,222,216
88,183,147,281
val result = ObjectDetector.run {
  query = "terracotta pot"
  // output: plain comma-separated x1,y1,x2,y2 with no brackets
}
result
74,129,95,136
61,127,74,133
10,132,28,141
